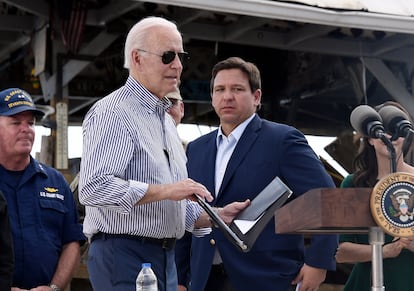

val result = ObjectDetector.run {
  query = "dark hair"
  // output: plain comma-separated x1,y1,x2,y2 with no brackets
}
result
352,101,413,187
352,136,378,187
210,57,261,94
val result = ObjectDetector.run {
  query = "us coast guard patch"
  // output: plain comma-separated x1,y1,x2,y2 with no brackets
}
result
371,172,414,237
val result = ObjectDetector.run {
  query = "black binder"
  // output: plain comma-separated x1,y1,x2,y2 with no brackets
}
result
195,176,292,252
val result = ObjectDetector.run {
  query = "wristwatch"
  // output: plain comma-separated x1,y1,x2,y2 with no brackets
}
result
49,284,61,291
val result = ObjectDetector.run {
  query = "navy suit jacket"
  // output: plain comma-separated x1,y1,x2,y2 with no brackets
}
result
176,115,338,291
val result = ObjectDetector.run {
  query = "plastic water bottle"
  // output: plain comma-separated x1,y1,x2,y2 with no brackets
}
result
136,262,158,291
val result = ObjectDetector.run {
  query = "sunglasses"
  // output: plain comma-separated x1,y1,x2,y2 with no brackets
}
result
138,49,189,65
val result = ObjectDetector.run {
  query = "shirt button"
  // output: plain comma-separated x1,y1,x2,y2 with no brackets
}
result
210,239,216,246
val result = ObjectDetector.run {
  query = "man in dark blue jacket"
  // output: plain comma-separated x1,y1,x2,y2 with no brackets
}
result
176,57,338,291
0,88,86,291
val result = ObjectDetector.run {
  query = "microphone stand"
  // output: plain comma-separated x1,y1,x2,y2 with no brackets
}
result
380,135,396,173
370,134,396,291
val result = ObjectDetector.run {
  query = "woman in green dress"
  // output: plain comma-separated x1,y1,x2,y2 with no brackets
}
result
336,101,414,290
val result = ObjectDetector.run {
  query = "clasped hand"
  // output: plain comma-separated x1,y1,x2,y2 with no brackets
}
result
384,236,414,258
12,286,53,291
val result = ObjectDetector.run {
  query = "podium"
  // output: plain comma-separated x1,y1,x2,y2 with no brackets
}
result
275,187,385,291
275,187,375,234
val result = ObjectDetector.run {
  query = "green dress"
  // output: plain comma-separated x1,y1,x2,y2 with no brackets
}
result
340,175,414,291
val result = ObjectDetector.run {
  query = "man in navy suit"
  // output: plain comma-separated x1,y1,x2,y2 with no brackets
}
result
176,57,338,291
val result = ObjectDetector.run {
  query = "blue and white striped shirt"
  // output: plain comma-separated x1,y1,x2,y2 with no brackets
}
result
79,76,201,239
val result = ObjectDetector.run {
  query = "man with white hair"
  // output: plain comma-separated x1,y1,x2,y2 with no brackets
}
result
79,16,250,291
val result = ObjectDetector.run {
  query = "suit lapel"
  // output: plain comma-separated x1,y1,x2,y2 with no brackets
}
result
217,116,262,199
203,132,218,199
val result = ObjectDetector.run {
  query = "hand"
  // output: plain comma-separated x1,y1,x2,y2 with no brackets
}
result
12,286,52,291
29,286,55,291
291,263,326,291
406,239,414,253
394,236,414,253
177,285,187,291
144,178,213,204
219,199,251,224
176,178,213,202
383,237,404,258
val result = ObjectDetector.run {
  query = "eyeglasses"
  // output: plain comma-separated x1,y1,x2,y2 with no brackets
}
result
137,49,189,65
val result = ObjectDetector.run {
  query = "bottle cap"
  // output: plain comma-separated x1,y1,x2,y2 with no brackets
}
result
142,262,151,268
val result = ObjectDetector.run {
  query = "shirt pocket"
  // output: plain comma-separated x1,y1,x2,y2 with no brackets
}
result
39,199,68,234
39,199,68,214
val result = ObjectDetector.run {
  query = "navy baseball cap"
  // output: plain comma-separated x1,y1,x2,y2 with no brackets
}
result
0,88,44,117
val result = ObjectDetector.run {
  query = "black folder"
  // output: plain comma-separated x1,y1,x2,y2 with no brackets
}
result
195,176,292,252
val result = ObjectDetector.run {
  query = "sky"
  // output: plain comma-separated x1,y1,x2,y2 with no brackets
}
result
32,124,348,177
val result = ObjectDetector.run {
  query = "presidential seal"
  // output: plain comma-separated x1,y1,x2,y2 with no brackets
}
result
371,172,414,237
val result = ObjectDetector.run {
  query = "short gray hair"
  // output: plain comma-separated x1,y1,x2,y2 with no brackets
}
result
123,16,178,69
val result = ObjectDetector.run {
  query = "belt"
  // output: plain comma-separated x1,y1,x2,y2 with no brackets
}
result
91,232,176,250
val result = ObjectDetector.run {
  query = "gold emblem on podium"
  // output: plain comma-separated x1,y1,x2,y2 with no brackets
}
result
371,172,414,237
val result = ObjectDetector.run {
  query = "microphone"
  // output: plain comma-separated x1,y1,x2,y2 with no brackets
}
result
350,105,385,138
378,105,414,140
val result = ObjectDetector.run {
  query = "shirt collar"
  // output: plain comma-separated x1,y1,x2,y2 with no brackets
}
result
125,76,170,113
216,113,256,147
